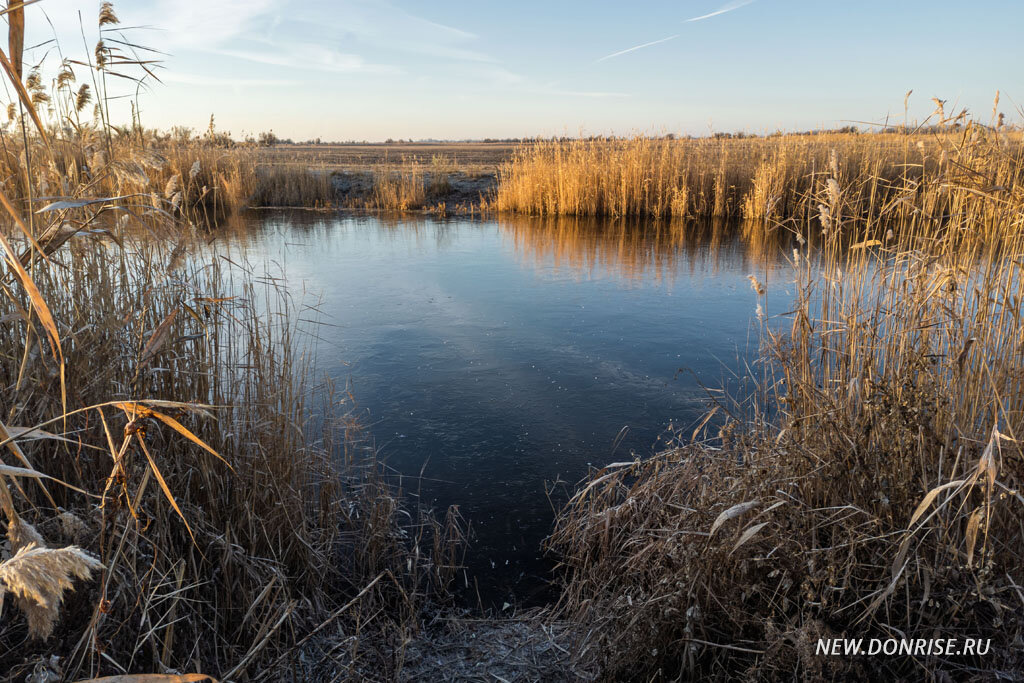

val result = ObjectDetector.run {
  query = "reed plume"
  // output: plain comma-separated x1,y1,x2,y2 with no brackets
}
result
0,544,102,639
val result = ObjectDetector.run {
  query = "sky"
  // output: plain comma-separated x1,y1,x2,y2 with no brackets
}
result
15,0,1024,141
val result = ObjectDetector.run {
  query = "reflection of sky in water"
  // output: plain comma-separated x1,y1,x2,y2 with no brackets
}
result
220,212,796,604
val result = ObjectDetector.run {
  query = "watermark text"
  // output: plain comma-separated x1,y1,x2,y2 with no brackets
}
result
816,638,991,657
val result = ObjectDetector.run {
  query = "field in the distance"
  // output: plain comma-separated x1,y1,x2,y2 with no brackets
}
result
254,142,522,175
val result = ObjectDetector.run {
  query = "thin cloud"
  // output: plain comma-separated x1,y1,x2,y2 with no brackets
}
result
212,43,400,75
291,0,496,63
145,0,278,48
595,34,679,63
545,89,630,98
162,73,296,87
685,0,757,23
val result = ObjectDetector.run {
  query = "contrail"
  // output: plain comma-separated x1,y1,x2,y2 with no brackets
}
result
595,34,680,63
595,0,757,63
685,0,757,23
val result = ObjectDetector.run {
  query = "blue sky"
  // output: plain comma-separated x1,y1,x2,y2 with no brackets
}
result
19,0,1024,141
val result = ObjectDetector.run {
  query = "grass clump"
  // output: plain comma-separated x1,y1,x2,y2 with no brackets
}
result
248,166,336,208
366,155,466,212
370,160,428,211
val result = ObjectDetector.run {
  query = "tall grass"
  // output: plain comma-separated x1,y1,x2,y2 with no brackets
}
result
547,122,1024,679
494,127,1024,233
0,125,338,223
367,155,461,211
0,3,459,679
247,166,336,208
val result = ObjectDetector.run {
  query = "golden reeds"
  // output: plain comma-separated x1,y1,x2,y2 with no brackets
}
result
493,129,1024,237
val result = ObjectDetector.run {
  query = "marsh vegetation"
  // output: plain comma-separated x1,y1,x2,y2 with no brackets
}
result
0,4,461,680
0,2,1021,680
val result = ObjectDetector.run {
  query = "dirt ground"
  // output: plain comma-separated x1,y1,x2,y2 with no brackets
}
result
298,611,595,682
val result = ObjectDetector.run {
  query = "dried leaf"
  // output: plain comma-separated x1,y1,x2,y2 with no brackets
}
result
731,521,770,554
965,507,985,567
0,463,90,495
138,309,178,370
113,401,229,470
137,439,195,546
908,479,966,528
977,427,1000,490
7,0,24,81
35,195,141,213
0,198,62,365
4,425,79,445
710,500,759,537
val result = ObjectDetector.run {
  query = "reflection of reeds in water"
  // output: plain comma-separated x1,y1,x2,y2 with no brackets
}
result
499,215,792,282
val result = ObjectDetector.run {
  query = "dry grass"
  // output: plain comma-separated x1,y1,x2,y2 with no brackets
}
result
0,220,465,680
4,5,1024,681
247,166,336,208
0,123,339,226
365,156,467,212
0,543,102,640
493,128,1024,229
0,4,461,680
547,120,1024,679
370,160,428,211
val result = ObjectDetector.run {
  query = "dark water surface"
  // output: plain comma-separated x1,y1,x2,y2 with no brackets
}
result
222,212,794,605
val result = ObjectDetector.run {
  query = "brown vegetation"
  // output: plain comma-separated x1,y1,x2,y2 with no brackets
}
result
3,3,1023,680
493,126,1024,227
0,4,460,680
546,116,1024,679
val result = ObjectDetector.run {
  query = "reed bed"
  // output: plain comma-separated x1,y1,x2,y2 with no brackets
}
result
366,156,463,212
1,234,462,679
547,124,1024,679
247,166,336,208
4,4,1024,681
0,3,460,680
494,126,1024,233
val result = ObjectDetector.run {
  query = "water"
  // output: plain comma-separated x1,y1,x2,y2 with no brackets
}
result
222,212,794,605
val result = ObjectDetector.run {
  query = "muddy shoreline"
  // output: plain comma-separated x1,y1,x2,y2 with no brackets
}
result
330,170,497,211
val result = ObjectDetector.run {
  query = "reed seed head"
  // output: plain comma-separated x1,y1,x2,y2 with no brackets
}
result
0,543,102,639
